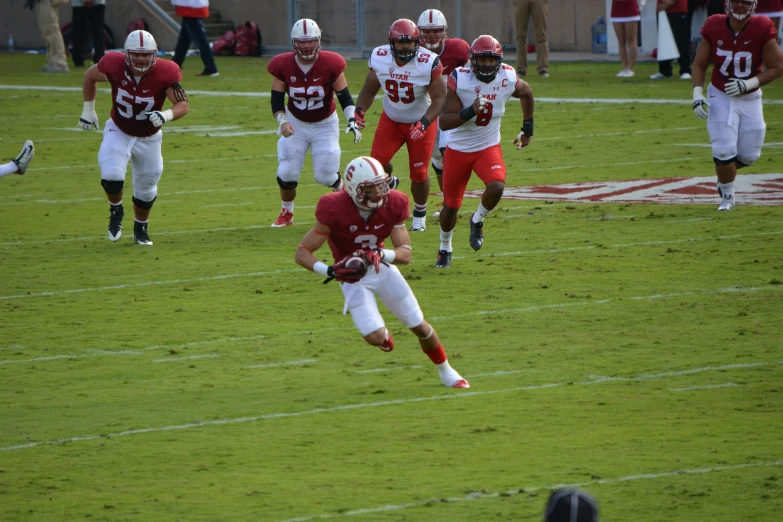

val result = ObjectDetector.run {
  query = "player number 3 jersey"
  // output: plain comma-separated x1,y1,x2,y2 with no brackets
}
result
368,45,443,124
447,64,519,153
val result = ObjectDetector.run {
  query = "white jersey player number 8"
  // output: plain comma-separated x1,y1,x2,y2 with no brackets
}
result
116,88,155,120
716,49,753,78
289,86,326,111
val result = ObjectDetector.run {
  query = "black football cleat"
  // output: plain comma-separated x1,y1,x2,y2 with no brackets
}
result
435,249,451,268
133,220,153,246
468,214,484,251
107,204,124,242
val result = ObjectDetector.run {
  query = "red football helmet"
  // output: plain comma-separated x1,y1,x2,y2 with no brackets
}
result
388,19,420,64
470,35,503,83
726,0,757,20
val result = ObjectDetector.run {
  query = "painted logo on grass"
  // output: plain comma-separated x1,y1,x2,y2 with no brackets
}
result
464,174,783,205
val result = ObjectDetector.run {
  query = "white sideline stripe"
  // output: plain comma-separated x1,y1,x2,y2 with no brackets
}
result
247,359,318,369
3,230,783,300
276,460,783,522
3,86,781,105
1,360,780,452
669,383,739,392
153,354,220,363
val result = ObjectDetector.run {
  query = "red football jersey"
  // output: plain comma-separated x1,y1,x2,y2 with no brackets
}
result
611,0,640,18
756,0,783,13
439,38,470,76
98,52,182,138
701,14,777,93
315,190,410,262
267,50,347,123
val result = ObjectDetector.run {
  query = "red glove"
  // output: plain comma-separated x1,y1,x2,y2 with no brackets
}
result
409,117,429,141
354,108,366,130
328,255,366,283
360,248,383,273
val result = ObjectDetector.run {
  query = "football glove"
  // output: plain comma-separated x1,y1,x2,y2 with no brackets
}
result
724,77,759,97
360,248,384,273
353,108,366,130
325,255,366,284
409,117,429,141
79,102,100,131
345,118,363,143
692,87,709,119
145,109,173,128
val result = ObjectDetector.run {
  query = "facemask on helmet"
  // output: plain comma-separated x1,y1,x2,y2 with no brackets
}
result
343,157,390,210
417,9,447,52
291,19,322,61
725,0,757,21
470,35,503,83
124,30,158,75
388,19,420,64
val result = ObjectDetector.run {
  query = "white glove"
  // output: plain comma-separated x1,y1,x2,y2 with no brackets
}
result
692,87,709,120
345,119,363,144
478,96,488,110
145,109,174,128
724,77,759,97
79,101,100,131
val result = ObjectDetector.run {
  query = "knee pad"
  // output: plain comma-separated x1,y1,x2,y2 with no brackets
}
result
101,179,124,195
329,172,342,189
432,164,443,176
713,155,738,166
132,196,156,210
314,168,340,188
736,153,760,168
276,176,299,190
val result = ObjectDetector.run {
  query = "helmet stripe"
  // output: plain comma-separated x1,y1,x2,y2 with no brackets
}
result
429,10,433,23
139,31,144,46
303,21,307,35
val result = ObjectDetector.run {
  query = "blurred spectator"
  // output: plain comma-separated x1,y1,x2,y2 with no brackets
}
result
70,0,105,67
26,0,70,72
651,0,692,79
611,0,646,77
707,0,725,15
544,488,599,522
756,0,783,44
172,0,219,77
515,0,550,77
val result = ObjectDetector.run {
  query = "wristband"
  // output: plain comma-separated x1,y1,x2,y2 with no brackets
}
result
344,105,356,121
162,109,174,122
744,77,760,91
459,105,476,121
381,249,396,264
692,86,704,100
276,112,288,127
83,100,95,111
419,117,430,130
313,261,329,276
522,118,534,136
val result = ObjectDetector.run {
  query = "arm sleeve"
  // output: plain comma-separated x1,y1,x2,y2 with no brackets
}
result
271,90,286,114
335,87,354,111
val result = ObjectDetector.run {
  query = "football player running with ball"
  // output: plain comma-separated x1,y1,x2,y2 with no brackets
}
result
435,36,534,268
417,8,470,218
354,19,447,232
691,0,783,211
295,156,470,389
79,30,189,245
267,19,362,228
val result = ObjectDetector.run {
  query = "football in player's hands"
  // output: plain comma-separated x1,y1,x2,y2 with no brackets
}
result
360,248,383,272
344,256,368,277
329,255,367,283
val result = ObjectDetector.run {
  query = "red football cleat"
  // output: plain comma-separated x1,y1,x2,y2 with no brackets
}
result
379,332,394,352
450,379,470,389
271,209,294,227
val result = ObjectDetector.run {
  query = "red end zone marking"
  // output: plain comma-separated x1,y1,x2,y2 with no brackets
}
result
464,174,783,206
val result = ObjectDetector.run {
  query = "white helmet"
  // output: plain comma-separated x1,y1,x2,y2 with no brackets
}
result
125,30,157,75
343,157,390,210
725,0,757,20
291,19,321,61
417,9,448,51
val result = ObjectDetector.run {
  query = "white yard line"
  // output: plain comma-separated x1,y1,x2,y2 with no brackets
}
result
276,460,783,522
2,285,781,367
669,383,739,392
1,359,780,452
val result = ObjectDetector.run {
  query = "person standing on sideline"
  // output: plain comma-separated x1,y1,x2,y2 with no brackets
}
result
651,0,693,79
26,0,70,72
0,141,35,179
756,0,783,43
435,36,534,269
70,0,106,68
78,30,190,244
611,0,646,77
416,8,470,218
691,0,783,210
172,0,219,77
354,19,446,232
294,155,470,389
515,0,550,77
267,19,359,228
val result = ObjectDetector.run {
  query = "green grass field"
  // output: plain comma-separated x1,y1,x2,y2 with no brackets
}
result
1,53,782,521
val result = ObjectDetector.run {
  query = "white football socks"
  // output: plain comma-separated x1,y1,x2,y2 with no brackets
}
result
473,203,490,222
281,200,294,212
0,161,18,178
718,181,735,201
439,228,453,252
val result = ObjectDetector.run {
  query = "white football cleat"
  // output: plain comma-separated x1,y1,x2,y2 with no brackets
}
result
410,216,426,232
13,140,34,175
717,199,735,211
